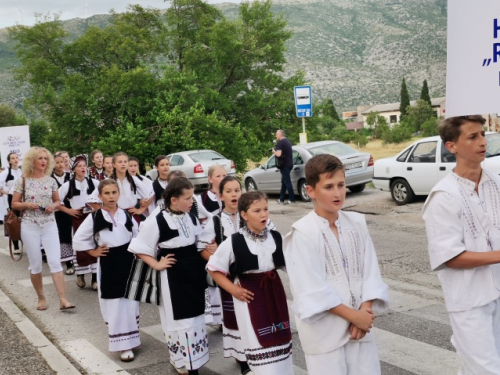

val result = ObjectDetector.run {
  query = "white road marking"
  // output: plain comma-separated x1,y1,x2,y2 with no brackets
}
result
375,327,458,375
61,338,130,375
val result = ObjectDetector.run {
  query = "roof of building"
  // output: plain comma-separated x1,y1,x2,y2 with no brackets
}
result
361,97,446,115
345,122,364,130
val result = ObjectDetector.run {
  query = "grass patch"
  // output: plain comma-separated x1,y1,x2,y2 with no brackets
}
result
351,138,419,161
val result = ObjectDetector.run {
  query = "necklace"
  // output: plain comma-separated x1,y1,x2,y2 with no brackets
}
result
243,226,268,242
166,207,184,215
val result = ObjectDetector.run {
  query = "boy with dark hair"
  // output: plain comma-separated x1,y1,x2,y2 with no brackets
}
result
423,115,500,373
284,154,389,374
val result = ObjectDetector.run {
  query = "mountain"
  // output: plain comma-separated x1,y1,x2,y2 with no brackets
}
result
0,0,447,112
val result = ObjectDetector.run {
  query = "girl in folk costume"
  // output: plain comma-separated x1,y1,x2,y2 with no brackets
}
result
148,170,212,228
198,176,246,371
0,152,23,253
51,153,73,275
103,155,113,178
129,177,209,375
58,154,100,290
88,150,106,181
87,152,150,224
128,157,154,216
207,191,294,375
73,179,140,362
150,155,170,209
199,165,226,215
57,151,71,173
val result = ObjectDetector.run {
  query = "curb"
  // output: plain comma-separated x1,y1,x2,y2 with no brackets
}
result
0,287,81,375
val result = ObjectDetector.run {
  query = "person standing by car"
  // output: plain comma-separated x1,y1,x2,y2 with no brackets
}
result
273,129,296,204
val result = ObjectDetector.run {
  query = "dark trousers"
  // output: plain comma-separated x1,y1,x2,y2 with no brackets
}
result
279,167,295,202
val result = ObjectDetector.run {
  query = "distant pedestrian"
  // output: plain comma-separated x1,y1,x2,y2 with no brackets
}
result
11,147,75,311
423,115,500,373
0,152,22,252
88,150,106,181
272,129,295,204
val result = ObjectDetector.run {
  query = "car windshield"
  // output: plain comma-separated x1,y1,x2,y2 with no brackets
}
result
306,142,357,157
486,133,500,158
188,151,224,162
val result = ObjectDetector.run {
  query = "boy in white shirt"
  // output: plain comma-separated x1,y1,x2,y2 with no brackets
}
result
423,115,500,374
284,154,389,374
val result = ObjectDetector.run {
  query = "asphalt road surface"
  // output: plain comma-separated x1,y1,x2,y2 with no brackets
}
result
0,188,457,375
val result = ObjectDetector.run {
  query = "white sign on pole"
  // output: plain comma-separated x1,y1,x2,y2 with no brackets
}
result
446,0,500,117
0,126,31,169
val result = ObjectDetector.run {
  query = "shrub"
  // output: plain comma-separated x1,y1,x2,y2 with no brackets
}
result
382,124,413,144
421,117,439,137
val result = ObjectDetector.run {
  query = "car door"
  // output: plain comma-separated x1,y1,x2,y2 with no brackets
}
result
405,140,439,194
258,156,282,192
290,150,305,189
438,141,456,181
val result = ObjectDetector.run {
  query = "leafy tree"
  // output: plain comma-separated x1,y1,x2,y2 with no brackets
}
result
404,99,435,132
399,77,411,119
421,117,439,137
9,2,303,169
420,80,432,107
322,98,341,122
29,119,49,146
0,104,17,127
382,124,412,144
366,111,389,139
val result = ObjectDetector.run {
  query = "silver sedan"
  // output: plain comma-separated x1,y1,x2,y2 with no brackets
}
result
243,140,374,201
165,150,237,190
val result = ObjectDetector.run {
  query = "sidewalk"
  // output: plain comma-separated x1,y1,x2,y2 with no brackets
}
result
0,285,80,375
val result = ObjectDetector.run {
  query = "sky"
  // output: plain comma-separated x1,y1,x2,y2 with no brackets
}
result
0,0,240,29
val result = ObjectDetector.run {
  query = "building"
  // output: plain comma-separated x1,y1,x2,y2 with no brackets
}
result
342,97,446,128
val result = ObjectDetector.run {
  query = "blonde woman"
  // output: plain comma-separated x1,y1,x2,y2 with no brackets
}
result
12,147,75,311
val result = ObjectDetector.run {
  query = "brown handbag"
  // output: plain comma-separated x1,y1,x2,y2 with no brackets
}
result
4,177,25,260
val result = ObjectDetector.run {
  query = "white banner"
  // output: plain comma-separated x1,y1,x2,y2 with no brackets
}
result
446,0,500,117
0,126,31,169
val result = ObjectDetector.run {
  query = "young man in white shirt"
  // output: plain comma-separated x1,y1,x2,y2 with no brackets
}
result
423,115,500,374
284,154,389,374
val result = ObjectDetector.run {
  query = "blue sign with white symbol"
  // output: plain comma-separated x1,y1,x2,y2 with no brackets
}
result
294,86,312,118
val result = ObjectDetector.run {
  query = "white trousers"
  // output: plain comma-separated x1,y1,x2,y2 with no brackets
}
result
21,221,63,274
305,340,381,375
449,298,500,375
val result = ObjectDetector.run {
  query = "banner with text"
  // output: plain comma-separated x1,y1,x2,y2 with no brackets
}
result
0,126,30,169
446,0,500,117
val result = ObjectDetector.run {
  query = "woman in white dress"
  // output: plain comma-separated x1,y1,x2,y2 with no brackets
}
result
129,177,209,375
207,191,293,375
73,179,141,362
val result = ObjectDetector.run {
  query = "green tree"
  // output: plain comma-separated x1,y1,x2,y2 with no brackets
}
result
421,117,439,137
0,104,17,127
322,98,340,122
404,99,435,132
382,123,413,144
29,119,49,146
366,112,389,139
9,2,302,169
399,77,411,119
420,79,432,107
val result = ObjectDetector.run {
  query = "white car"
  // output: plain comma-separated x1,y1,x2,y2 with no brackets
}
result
373,133,500,205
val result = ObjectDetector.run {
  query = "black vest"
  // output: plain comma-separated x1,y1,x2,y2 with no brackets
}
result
51,171,70,188
228,230,285,277
152,179,165,204
92,209,134,236
156,210,198,244
201,191,221,213
66,177,96,200
189,199,199,219
213,214,225,246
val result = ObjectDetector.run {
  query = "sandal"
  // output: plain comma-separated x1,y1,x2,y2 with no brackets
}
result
37,296,47,311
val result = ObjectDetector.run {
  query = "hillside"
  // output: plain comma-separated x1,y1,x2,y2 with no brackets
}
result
0,0,447,111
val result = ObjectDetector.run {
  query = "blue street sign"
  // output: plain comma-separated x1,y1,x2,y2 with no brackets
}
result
294,86,313,118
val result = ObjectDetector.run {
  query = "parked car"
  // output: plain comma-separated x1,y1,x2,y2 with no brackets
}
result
243,140,374,202
165,150,237,190
373,133,500,205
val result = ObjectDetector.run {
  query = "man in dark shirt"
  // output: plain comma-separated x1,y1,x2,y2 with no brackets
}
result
273,129,296,204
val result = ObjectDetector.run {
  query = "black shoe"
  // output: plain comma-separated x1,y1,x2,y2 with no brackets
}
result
0,220,3,225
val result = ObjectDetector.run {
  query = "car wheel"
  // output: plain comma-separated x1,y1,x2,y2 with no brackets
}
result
245,178,258,192
298,180,311,202
348,184,366,193
390,179,415,205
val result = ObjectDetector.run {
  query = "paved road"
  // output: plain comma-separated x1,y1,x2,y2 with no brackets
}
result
0,189,457,375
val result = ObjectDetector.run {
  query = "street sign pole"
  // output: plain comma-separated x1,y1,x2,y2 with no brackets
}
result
294,86,312,144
